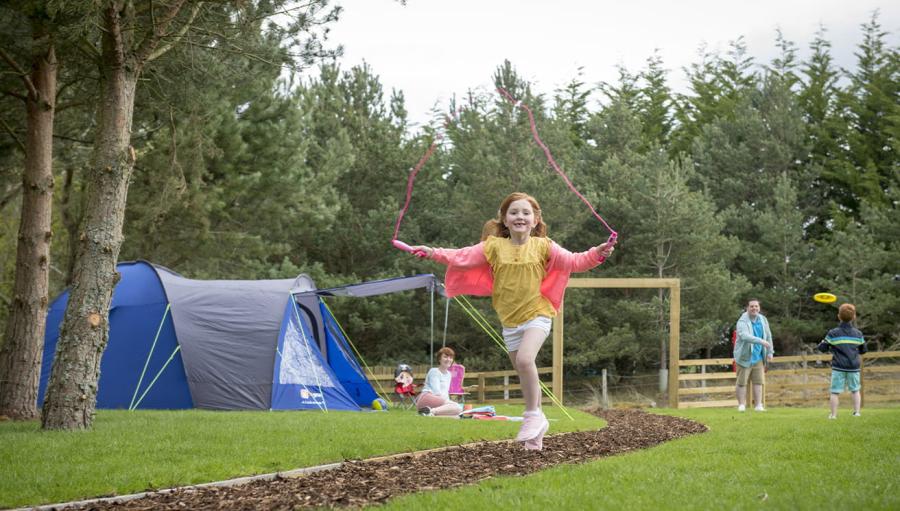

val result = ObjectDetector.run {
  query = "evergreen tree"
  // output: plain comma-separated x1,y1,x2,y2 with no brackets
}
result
552,71,591,148
42,0,340,431
813,205,897,347
838,12,899,212
671,38,758,157
0,2,57,420
797,26,851,236
569,101,746,376
637,51,674,150
743,173,815,353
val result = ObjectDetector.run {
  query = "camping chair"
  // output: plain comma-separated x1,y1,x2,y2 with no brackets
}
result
393,382,419,410
392,363,419,410
448,363,472,403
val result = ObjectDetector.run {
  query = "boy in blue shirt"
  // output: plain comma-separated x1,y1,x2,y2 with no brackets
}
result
817,303,867,419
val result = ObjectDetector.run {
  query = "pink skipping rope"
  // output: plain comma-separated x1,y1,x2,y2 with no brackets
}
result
392,89,617,261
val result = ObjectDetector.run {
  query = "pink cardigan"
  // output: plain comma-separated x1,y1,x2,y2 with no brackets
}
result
429,240,603,311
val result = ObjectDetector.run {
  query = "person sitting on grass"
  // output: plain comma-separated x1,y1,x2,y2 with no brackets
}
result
415,347,463,417
818,303,867,419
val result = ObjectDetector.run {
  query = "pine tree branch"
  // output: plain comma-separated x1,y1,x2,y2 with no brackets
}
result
56,75,92,105
0,117,26,153
0,183,23,211
0,47,38,99
77,36,102,61
145,2,203,64
134,0,189,67
56,101,91,113
53,133,93,145
3,90,28,103
182,39,277,66
242,2,327,25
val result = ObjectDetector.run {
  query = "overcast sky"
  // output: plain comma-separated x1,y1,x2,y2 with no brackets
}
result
327,1,899,129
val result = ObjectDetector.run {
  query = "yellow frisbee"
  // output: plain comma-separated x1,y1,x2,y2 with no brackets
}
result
813,292,837,304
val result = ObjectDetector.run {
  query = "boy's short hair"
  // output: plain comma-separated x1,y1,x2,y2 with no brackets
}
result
436,347,455,359
838,303,856,322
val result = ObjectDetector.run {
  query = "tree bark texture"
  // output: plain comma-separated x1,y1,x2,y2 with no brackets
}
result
0,21,57,421
41,3,138,430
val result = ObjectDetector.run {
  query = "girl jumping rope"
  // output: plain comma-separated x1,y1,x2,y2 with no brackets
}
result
405,192,615,450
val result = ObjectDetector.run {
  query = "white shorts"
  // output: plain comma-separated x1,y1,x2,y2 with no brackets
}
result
502,316,552,352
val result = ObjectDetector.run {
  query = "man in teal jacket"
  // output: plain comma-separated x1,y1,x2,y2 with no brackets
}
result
734,299,774,411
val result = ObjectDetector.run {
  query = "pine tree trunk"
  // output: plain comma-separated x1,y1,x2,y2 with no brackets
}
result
41,7,138,429
59,163,81,286
0,23,57,421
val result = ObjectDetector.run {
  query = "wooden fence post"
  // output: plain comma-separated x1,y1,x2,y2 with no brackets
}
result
668,280,681,408
478,373,486,403
601,368,609,409
552,303,564,406
802,352,808,401
860,356,865,408
503,375,509,400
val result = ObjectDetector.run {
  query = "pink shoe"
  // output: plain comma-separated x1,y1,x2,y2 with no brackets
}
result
516,413,549,442
523,422,549,450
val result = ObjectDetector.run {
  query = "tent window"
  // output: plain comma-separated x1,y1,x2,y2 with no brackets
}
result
279,309,336,388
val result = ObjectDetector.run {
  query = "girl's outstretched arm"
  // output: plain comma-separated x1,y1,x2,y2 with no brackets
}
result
547,241,614,273
406,245,434,258
596,241,615,260
410,242,488,268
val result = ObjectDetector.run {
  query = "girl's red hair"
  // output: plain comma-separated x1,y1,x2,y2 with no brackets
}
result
481,192,548,240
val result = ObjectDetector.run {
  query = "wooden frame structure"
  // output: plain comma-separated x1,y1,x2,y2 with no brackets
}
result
551,277,682,407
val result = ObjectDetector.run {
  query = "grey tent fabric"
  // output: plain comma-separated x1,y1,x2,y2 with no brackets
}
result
154,266,295,410
146,266,443,410
302,274,445,298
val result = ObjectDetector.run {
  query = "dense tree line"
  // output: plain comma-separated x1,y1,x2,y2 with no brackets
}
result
0,5,896,426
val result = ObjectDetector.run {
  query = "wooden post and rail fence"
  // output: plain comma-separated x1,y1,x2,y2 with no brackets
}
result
366,278,899,408
367,366,555,404
675,351,900,408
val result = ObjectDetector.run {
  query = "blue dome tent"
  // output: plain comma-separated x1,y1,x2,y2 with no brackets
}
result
39,261,444,411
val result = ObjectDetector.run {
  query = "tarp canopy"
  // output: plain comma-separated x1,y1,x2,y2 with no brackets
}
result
301,274,446,298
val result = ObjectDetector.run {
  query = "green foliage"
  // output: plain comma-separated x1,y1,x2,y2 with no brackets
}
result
1,10,897,377
571,104,746,370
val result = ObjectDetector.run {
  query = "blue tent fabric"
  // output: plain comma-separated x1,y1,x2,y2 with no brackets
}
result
271,300,360,411
39,261,193,409
320,302,379,407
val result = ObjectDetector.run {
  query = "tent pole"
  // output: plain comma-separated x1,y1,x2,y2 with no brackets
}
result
431,282,434,364
129,303,171,411
442,296,449,348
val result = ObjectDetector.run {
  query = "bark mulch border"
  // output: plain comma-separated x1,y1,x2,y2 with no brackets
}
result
27,408,707,510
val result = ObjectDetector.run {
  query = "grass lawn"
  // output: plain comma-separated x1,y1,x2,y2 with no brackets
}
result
386,406,900,511
3,406,898,510
0,404,600,508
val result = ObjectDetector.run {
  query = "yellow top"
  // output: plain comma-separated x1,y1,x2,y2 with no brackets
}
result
484,235,556,327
